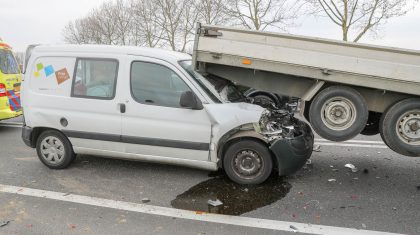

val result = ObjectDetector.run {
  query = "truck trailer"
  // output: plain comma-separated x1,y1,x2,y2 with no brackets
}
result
192,23,420,157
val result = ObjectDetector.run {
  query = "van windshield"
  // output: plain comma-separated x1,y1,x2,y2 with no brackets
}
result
179,60,222,103
0,49,19,74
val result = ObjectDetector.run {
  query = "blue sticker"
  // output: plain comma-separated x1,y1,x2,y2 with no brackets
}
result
44,65,55,77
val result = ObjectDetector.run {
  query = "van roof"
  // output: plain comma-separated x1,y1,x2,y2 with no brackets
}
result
33,44,191,62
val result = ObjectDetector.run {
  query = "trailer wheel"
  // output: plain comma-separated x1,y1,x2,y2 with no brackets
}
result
380,98,420,157
360,111,381,136
223,140,273,184
309,86,368,141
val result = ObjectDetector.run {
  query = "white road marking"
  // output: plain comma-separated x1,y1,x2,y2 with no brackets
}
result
0,184,402,235
315,138,384,144
315,142,388,149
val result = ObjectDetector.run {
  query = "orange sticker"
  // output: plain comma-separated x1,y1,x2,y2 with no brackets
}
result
55,68,70,85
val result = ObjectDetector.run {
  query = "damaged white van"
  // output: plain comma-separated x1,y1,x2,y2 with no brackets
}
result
21,45,313,184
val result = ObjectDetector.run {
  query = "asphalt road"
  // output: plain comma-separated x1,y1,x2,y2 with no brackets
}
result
0,117,419,235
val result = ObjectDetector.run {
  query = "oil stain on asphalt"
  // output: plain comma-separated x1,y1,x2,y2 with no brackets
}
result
171,173,291,215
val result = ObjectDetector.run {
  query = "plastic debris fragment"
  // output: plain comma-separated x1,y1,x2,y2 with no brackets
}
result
344,163,358,172
313,145,321,152
328,179,336,182
0,221,10,227
207,199,223,207
142,198,151,203
290,225,298,232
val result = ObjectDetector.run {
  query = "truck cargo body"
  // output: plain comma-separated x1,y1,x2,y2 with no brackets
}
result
193,24,420,157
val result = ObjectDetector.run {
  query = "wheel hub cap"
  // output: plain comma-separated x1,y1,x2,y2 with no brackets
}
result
321,97,357,131
234,150,262,177
40,137,65,164
397,111,420,144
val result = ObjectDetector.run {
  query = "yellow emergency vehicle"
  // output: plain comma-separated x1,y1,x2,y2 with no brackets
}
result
0,39,22,121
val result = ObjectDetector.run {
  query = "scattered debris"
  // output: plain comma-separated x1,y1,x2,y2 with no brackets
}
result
297,191,303,196
243,188,249,192
392,207,397,211
313,145,321,152
328,179,337,182
290,225,298,232
375,176,381,179
141,198,151,203
363,169,369,174
306,159,312,165
207,199,223,207
345,164,358,172
0,221,10,227
362,223,367,229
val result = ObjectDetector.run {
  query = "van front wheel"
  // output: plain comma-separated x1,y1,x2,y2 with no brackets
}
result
223,140,273,184
36,130,75,169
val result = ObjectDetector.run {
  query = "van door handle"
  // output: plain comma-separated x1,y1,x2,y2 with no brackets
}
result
119,103,126,113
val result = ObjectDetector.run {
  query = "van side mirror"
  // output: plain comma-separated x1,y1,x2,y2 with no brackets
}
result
180,91,203,110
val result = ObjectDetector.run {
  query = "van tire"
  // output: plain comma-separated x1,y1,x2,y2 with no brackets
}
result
223,140,272,184
309,86,368,141
36,130,75,169
379,98,420,157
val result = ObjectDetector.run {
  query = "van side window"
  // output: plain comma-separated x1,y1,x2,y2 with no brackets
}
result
72,59,118,99
131,61,192,108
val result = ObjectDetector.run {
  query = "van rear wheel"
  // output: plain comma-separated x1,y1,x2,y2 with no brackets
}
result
309,86,368,141
380,98,420,157
36,130,75,169
223,140,272,185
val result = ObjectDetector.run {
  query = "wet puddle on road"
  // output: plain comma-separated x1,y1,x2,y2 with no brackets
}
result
171,174,291,215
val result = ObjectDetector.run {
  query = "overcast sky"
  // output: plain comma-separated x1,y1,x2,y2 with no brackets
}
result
1,0,419,52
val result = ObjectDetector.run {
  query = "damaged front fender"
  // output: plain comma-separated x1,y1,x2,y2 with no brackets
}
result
255,108,314,175
269,122,314,175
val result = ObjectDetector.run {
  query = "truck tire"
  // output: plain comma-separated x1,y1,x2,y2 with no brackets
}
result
223,140,273,184
36,130,76,169
360,111,381,136
379,98,420,157
309,86,368,141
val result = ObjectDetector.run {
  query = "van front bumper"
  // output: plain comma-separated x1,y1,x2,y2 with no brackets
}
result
22,125,35,148
269,122,314,176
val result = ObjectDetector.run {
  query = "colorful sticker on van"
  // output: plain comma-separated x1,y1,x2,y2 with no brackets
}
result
34,63,55,78
34,63,70,85
55,68,70,85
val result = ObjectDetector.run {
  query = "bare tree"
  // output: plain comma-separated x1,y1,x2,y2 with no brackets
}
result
155,0,198,52
226,0,300,31
195,0,231,25
130,0,164,47
111,0,133,45
304,0,417,42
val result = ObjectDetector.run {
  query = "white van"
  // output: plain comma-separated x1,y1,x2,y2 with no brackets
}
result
21,45,313,184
